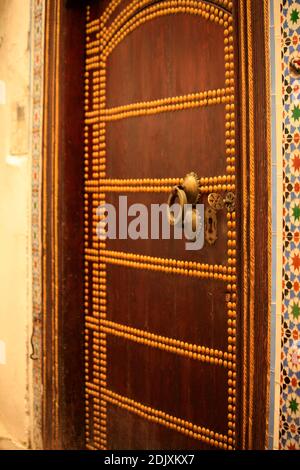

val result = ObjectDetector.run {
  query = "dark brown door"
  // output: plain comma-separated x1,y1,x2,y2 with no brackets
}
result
84,0,238,450
43,0,271,451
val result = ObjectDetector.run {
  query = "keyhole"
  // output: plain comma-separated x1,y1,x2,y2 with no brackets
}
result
208,217,213,233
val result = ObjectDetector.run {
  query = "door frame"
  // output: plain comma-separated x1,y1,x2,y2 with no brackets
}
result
41,0,271,450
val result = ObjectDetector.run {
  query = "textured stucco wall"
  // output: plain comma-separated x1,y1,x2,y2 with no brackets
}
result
0,0,32,447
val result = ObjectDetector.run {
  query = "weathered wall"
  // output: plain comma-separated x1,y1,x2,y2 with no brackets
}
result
0,0,31,447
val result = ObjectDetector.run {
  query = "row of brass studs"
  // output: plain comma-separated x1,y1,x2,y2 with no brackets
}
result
86,318,235,367
97,16,108,451
85,56,100,69
102,0,233,43
93,249,236,276
101,4,232,61
101,89,231,121
104,88,229,115
85,248,237,278
84,6,92,449
226,214,237,441
87,18,100,28
101,318,229,360
101,0,233,54
224,27,235,176
86,386,99,398
102,96,230,121
101,318,228,362
99,255,236,281
98,0,233,39
86,444,97,451
86,23,99,35
103,388,228,443
86,180,235,194
100,0,122,28
86,60,100,71
92,175,235,186
227,291,237,438
102,389,231,449
84,7,105,449
101,325,226,365
85,95,235,124
85,183,236,193
213,0,233,10
85,175,236,193
86,38,100,50
223,15,237,447
85,4,108,450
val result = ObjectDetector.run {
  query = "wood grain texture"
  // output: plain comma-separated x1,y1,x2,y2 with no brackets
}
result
106,14,225,106
43,0,86,449
88,0,235,450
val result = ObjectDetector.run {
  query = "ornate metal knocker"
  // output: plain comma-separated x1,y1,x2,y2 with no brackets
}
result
167,172,200,238
167,173,236,245
167,185,187,226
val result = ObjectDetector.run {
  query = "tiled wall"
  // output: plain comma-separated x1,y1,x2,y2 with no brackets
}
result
278,0,300,450
270,0,300,451
269,0,283,450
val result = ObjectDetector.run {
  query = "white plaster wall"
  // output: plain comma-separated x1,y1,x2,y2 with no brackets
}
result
0,0,31,447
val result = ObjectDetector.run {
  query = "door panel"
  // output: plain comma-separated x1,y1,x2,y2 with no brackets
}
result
106,265,228,350
84,0,237,450
105,107,227,178
106,14,225,106
107,337,229,433
107,406,217,450
106,193,228,263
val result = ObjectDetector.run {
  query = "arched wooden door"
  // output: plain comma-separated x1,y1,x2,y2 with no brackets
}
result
84,0,238,450
42,0,271,451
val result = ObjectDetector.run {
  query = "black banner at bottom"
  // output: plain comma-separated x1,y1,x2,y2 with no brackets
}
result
0,450,298,466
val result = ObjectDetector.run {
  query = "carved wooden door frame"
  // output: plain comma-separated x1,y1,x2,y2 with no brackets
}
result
42,0,271,450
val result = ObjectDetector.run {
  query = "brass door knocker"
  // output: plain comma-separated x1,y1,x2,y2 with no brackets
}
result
167,185,187,226
167,174,236,245
167,172,200,239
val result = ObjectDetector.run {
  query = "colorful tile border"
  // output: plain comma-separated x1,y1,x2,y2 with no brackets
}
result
269,0,283,450
279,0,300,451
30,0,45,449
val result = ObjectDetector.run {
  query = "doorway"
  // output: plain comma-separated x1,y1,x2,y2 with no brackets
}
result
42,0,271,450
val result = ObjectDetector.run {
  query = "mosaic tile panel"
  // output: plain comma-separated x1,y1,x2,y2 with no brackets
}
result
280,0,300,451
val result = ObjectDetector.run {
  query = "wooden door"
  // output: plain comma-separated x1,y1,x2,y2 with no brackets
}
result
43,0,271,451
84,0,240,450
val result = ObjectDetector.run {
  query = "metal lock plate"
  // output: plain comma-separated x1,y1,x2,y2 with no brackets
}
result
205,207,218,245
206,192,236,245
